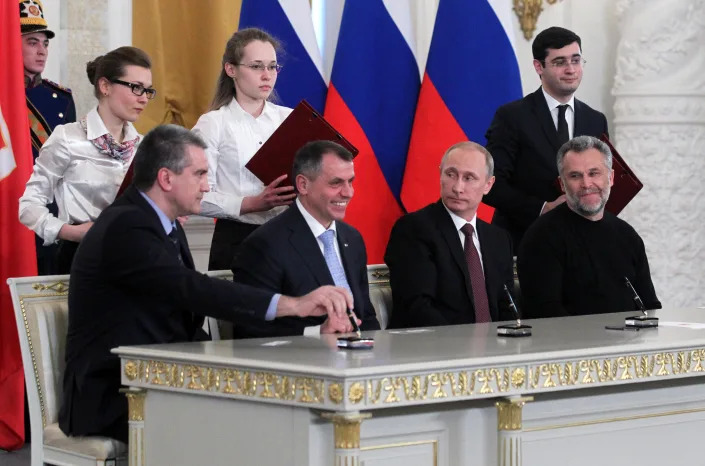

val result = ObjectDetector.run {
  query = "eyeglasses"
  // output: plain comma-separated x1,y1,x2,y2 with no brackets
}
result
541,57,586,68
110,79,157,99
237,63,283,73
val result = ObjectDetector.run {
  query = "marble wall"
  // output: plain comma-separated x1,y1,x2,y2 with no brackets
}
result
613,0,705,307
42,0,132,118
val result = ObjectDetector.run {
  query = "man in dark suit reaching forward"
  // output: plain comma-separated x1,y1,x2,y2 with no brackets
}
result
60,126,352,443
385,141,514,329
483,26,609,248
232,140,380,338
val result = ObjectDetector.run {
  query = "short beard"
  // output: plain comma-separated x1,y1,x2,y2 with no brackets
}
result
567,186,610,218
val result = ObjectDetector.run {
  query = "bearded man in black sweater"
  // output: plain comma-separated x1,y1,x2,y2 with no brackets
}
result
518,135,661,318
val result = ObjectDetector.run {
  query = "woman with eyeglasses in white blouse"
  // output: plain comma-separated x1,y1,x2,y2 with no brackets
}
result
19,46,155,273
192,28,296,271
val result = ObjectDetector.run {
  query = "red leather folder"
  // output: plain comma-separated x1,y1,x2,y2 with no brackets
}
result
245,100,358,187
600,134,642,215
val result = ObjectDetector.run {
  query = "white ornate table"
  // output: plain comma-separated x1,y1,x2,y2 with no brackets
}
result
114,308,705,465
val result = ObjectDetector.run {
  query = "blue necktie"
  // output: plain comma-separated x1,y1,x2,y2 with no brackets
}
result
319,229,351,295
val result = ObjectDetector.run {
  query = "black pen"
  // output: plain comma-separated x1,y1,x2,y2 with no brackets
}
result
346,308,362,338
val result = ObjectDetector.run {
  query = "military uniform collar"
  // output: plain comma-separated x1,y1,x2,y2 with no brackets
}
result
24,73,42,89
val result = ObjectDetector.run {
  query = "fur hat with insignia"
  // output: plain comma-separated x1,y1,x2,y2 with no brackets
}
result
19,0,55,39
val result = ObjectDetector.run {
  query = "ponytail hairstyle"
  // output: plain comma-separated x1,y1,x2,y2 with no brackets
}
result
86,46,152,99
209,28,281,111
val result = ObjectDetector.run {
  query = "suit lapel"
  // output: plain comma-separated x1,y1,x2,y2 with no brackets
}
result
126,187,195,270
573,98,592,137
287,206,334,287
432,201,472,300
531,87,561,154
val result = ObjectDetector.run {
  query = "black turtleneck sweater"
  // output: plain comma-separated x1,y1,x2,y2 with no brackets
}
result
518,203,661,318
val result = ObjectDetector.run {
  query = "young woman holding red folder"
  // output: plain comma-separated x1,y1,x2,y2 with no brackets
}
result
192,28,296,271
19,46,154,273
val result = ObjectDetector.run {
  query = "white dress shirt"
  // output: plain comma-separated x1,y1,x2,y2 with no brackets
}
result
542,87,575,139
192,98,292,224
296,198,345,336
19,107,139,245
442,203,484,272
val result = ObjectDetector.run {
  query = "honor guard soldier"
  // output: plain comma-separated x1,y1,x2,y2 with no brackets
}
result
20,0,76,274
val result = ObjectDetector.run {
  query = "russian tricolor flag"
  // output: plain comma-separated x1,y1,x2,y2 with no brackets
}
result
400,0,522,220
239,0,328,112
325,0,421,263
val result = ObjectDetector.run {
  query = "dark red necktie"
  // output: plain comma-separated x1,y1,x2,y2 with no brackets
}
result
460,224,491,323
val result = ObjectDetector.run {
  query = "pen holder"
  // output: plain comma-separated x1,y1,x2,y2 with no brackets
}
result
624,315,658,328
497,323,532,337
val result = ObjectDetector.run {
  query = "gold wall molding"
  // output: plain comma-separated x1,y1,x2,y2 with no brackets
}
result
361,439,438,466
514,0,563,40
524,406,705,433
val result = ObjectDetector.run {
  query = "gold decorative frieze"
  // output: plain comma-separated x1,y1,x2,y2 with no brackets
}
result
123,359,327,405
121,348,705,409
528,350,705,389
329,383,344,404
362,367,524,405
31,280,69,293
348,382,365,404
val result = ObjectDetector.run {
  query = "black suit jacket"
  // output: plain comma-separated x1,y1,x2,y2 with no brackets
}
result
59,186,275,442
384,201,514,329
483,87,609,246
232,203,380,337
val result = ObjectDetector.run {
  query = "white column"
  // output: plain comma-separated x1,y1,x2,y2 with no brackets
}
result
496,396,532,466
612,0,705,307
124,388,146,466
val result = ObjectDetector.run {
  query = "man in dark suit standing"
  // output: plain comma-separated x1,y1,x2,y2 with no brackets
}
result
483,26,609,248
232,140,380,338
59,126,352,443
385,142,514,329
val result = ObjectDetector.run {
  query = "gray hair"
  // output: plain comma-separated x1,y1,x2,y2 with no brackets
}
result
440,141,494,178
556,135,612,174
133,125,207,190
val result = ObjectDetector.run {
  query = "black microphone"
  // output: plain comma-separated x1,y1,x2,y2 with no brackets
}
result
624,277,646,313
503,284,521,325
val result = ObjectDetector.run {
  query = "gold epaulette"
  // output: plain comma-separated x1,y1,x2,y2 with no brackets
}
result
43,79,72,94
